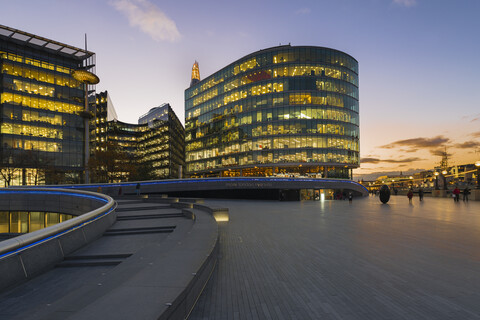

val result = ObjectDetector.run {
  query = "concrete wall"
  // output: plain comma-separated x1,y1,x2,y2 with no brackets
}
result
0,188,116,292
46,177,369,198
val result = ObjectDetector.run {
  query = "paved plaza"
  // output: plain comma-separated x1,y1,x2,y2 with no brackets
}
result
191,195,480,319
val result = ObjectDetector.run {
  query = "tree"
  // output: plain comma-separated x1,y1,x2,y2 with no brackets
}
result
129,161,155,182
0,146,26,187
21,150,55,185
88,141,133,183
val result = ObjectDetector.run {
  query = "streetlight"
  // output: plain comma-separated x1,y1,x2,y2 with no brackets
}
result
475,161,480,189
434,171,439,190
441,170,448,190
72,69,100,184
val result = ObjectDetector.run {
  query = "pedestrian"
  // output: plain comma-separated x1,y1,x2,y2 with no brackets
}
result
136,183,140,196
463,187,470,202
348,192,353,203
453,187,460,202
97,186,102,193
118,186,122,196
407,189,413,203
418,188,424,201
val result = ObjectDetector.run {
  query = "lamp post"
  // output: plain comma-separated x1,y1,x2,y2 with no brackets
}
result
442,170,448,190
475,161,480,189
71,69,100,184
434,171,439,190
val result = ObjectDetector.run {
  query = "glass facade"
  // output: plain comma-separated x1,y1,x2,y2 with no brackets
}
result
93,99,185,181
0,210,74,233
93,91,118,151
137,104,185,179
185,45,359,178
0,24,96,185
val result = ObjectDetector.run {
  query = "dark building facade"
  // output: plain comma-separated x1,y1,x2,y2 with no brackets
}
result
90,96,185,181
93,91,118,152
0,24,96,185
138,104,185,179
185,45,359,178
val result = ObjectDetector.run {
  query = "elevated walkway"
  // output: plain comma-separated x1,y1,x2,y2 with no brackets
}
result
43,177,369,200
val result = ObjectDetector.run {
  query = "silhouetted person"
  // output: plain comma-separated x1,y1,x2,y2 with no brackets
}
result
348,192,353,203
453,187,460,202
407,189,413,203
136,183,140,196
418,188,424,201
463,187,470,202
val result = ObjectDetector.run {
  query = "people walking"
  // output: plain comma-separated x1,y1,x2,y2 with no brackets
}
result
407,189,413,203
418,188,424,201
348,192,353,203
453,187,460,202
463,187,470,202
136,183,140,196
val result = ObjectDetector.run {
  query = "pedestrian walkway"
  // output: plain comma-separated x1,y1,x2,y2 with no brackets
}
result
0,198,218,320
191,196,480,319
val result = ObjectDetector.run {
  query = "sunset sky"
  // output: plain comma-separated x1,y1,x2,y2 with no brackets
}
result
2,0,479,179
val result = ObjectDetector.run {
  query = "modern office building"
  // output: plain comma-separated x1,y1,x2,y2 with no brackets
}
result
93,90,118,151
190,61,200,87
137,104,185,179
95,119,147,182
90,96,185,182
185,45,359,178
0,24,96,185
138,103,169,125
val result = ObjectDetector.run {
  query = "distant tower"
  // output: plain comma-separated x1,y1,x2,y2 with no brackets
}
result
440,147,449,170
190,61,200,87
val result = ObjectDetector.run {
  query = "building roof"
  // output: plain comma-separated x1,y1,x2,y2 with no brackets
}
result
0,24,94,60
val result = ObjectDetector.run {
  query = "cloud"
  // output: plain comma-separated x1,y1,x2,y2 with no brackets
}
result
110,0,181,42
380,135,450,149
454,141,480,149
393,0,417,7
360,157,381,164
471,131,480,138
429,149,452,157
296,7,311,15
399,148,418,153
461,113,480,122
361,157,424,164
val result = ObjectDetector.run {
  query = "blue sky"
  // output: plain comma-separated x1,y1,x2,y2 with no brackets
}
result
2,0,480,177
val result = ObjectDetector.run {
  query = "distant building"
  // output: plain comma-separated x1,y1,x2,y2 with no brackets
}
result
137,104,185,179
93,91,118,151
190,61,200,87
101,119,147,182
185,45,359,178
92,96,185,181
0,24,96,185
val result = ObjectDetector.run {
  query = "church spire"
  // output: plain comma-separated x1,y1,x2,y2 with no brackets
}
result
190,61,200,87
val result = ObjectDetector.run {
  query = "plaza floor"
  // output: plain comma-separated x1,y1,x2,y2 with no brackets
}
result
190,195,480,320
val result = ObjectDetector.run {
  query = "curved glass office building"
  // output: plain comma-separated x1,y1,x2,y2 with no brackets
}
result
185,45,359,178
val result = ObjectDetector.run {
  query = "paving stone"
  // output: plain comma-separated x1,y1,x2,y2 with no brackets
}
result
189,196,480,320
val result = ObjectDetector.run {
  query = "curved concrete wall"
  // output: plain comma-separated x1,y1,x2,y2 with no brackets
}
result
0,188,116,292
45,177,369,197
